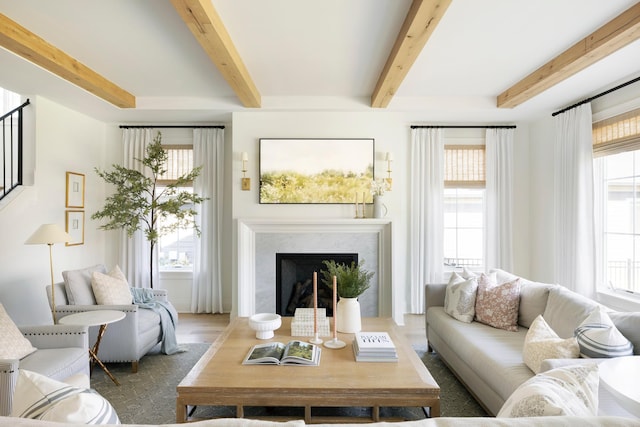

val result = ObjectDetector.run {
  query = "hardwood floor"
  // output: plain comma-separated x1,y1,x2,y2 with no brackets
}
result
176,313,426,346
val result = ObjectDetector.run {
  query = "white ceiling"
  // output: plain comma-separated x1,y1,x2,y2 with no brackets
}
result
0,0,639,124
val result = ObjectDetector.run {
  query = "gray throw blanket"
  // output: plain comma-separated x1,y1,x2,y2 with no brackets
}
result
130,287,185,355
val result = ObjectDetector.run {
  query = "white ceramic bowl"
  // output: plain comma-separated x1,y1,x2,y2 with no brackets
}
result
248,313,282,339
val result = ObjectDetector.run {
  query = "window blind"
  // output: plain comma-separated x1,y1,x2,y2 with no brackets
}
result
444,145,485,188
592,108,640,157
158,145,193,184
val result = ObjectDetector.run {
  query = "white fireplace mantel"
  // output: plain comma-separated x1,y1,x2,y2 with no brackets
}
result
236,218,393,319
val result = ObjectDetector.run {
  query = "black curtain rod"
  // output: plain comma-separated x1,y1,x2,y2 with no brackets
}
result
410,125,516,129
552,75,640,117
119,125,225,129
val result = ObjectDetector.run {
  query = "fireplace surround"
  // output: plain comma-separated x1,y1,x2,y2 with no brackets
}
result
236,218,393,320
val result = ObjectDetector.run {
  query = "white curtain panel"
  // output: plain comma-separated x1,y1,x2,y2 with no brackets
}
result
409,128,444,313
191,128,225,313
119,128,156,288
554,103,596,297
485,128,514,272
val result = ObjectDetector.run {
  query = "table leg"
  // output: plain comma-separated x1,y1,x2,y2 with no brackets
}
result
90,323,120,386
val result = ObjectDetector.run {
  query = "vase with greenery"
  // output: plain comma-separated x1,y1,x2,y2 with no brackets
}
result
92,132,205,288
320,259,374,332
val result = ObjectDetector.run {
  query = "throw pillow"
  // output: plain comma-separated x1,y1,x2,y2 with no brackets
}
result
63,264,107,305
0,304,37,359
444,273,478,323
11,369,120,424
523,315,579,373
91,265,133,305
574,306,633,358
474,274,521,332
497,363,599,417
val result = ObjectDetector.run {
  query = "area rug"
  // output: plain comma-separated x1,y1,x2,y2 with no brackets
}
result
92,343,487,424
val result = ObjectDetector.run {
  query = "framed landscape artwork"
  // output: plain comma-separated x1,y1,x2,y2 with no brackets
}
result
259,138,374,204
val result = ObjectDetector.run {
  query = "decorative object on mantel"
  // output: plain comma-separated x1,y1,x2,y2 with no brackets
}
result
241,151,250,191
385,152,393,190
371,179,390,218
354,192,367,218
320,259,374,334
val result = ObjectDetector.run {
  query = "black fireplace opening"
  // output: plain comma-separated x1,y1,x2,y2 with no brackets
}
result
276,253,358,317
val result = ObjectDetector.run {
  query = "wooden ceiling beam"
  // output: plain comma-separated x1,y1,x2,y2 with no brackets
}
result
170,0,261,108
371,0,452,108
0,13,135,109
498,3,640,109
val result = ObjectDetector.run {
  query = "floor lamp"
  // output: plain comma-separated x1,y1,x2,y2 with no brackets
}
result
25,223,72,324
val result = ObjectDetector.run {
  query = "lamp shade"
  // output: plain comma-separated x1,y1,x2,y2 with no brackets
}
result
25,224,72,245
385,152,394,162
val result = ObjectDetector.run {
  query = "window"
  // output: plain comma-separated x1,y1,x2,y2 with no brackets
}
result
594,108,640,295
157,145,195,272
443,145,485,269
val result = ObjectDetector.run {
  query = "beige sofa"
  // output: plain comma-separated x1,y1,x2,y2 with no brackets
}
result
425,270,640,416
1,416,639,427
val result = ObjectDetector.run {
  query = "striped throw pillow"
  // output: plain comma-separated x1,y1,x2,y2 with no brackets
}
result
574,306,634,358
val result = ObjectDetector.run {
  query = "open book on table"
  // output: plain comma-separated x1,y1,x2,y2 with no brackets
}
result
242,340,321,366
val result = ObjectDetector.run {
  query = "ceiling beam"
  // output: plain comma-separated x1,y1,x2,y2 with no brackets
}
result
371,0,452,108
170,0,261,108
0,14,135,109
498,3,640,109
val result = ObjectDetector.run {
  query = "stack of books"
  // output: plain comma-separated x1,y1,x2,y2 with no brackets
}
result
352,331,398,362
291,308,331,337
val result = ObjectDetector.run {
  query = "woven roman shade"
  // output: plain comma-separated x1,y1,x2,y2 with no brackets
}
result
158,145,193,184
444,145,485,188
592,108,640,157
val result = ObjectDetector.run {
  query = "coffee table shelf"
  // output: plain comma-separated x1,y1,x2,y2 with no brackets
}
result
176,317,440,423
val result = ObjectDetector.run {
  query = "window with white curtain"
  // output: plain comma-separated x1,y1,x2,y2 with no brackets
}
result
157,145,196,272
594,108,640,295
443,144,485,270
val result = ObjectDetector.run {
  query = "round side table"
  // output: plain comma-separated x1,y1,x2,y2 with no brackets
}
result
59,309,126,386
599,356,640,418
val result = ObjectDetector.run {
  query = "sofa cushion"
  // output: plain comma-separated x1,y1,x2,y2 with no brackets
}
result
497,364,599,417
91,266,133,305
11,369,119,424
63,264,106,305
523,315,579,373
542,286,598,338
608,311,640,355
475,274,521,332
444,273,478,323
20,348,88,382
574,306,633,358
0,303,37,359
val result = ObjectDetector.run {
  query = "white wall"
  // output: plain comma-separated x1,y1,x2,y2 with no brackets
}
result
0,96,107,325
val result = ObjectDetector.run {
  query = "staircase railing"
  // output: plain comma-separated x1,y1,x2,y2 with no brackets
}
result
1,99,29,202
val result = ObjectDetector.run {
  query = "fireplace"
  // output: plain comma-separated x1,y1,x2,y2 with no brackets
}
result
276,253,358,316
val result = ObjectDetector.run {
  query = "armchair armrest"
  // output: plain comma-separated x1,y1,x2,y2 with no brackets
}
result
0,360,19,416
19,325,88,350
151,289,168,302
425,283,447,312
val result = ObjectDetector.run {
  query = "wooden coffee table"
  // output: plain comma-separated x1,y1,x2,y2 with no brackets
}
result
176,317,440,423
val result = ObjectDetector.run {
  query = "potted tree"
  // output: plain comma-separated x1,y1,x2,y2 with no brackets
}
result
320,259,374,333
92,132,205,288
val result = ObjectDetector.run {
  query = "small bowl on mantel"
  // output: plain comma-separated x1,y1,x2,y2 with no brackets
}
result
248,313,282,339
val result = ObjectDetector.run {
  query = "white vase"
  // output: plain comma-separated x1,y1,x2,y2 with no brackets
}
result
373,196,387,218
336,297,361,333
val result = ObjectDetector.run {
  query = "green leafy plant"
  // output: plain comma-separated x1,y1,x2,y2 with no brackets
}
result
320,259,374,298
92,131,205,288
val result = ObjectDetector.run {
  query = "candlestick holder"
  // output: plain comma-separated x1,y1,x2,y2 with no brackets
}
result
324,337,346,349
309,333,323,345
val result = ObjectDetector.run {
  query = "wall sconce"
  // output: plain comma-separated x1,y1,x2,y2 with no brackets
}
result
241,152,250,191
385,152,393,190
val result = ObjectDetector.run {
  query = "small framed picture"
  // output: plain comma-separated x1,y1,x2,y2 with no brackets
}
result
65,210,85,246
65,172,85,208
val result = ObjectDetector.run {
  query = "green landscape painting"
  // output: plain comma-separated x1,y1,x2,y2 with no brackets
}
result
259,138,374,204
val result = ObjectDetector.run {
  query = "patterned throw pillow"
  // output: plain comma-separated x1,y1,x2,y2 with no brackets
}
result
474,274,521,332
444,272,478,323
91,265,132,305
575,306,633,358
12,369,120,424
523,315,579,373
0,304,37,359
497,364,599,417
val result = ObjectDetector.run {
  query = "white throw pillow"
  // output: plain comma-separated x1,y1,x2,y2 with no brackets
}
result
63,264,106,305
497,363,599,417
574,306,633,358
0,303,36,359
523,315,579,373
444,272,478,323
91,265,132,305
11,369,120,424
